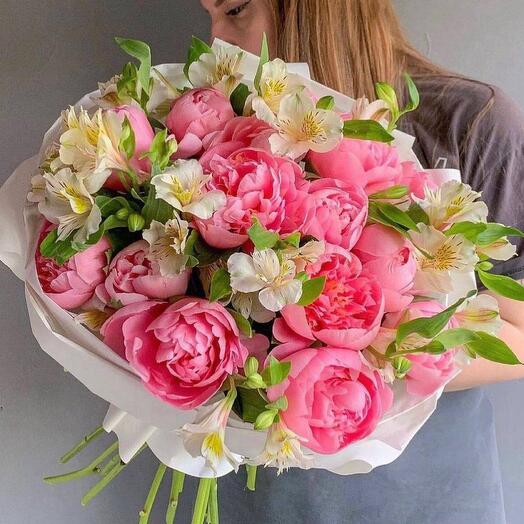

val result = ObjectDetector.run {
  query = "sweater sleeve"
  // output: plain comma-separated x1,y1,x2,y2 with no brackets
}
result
459,85,524,280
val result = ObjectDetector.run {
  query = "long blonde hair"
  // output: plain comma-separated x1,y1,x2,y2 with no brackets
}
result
267,0,449,100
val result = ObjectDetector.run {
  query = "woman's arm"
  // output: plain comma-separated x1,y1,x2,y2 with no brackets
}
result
445,288,524,391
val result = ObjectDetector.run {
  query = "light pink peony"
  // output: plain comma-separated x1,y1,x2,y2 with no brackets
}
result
384,300,458,396
102,298,248,409
200,116,273,171
35,223,110,310
273,251,385,351
304,178,368,250
104,105,155,191
353,224,416,313
268,345,393,454
166,88,235,159
399,161,435,199
95,240,190,307
308,138,404,195
196,148,313,249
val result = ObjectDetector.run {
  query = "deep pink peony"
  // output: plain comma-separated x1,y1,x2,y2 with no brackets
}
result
35,222,110,310
95,240,190,307
273,251,385,351
200,116,273,171
304,178,368,250
384,301,458,396
101,298,248,409
268,345,393,454
166,88,235,159
353,224,416,313
308,138,404,195
103,105,155,191
196,148,314,249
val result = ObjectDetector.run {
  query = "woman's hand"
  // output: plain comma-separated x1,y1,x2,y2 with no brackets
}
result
446,284,524,391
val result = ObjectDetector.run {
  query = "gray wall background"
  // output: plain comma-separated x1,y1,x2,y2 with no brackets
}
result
0,1,522,522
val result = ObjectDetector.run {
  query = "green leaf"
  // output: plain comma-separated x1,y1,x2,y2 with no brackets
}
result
466,332,522,365
114,37,152,96
248,217,279,251
254,409,278,431
316,96,335,111
39,229,80,264
119,116,135,159
403,73,420,113
396,291,476,345
369,185,409,200
254,33,269,93
374,202,420,231
230,83,251,116
141,184,174,227
141,129,178,171
228,308,253,338
342,120,394,143
368,202,410,237
434,328,481,349
237,388,267,423
297,276,326,306
266,396,288,411
261,356,291,387
375,82,399,114
209,269,232,302
406,202,430,226
283,231,301,248
95,195,134,218
444,221,487,243
476,224,524,246
184,36,213,81
478,270,524,301
183,229,199,256
393,357,412,379
411,340,446,355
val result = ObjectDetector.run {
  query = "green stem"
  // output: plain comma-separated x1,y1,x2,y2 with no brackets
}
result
246,465,257,492
60,426,104,464
100,453,122,477
44,442,118,485
166,470,186,524
139,463,167,524
81,460,127,506
191,478,212,524
207,478,219,524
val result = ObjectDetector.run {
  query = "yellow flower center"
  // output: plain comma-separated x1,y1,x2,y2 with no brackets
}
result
62,186,91,214
202,432,224,460
300,111,327,143
169,177,195,206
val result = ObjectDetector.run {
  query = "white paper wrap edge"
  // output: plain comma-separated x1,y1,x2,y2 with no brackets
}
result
0,42,473,478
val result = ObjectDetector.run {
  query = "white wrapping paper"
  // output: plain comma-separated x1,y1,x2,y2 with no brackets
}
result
0,41,470,478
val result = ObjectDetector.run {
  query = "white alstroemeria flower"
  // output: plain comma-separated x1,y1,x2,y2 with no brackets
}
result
410,224,479,293
75,310,111,331
39,168,102,243
228,249,303,312
94,74,137,109
151,160,225,219
251,422,314,475
417,181,489,229
350,97,390,122
455,295,502,335
142,216,190,276
188,43,245,96
231,291,275,323
477,238,517,261
248,58,302,115
281,240,325,273
180,388,242,474
257,91,343,159
27,174,46,203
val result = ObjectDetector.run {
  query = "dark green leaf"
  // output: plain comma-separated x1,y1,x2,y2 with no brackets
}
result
39,229,80,264
237,388,267,423
368,202,410,237
297,276,326,306
466,332,521,365
342,120,394,143
209,268,232,302
141,184,174,227
406,202,430,226
228,309,253,338
375,202,419,231
316,96,335,111
184,36,213,81
230,83,251,116
478,270,524,301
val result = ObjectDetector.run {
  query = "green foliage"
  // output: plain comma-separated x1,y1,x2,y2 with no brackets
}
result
140,129,178,171
342,120,394,143
254,33,269,93
184,36,212,80
316,96,335,111
369,185,409,200
297,276,326,306
478,270,524,301
248,217,279,251
230,83,251,116
261,356,291,387
466,332,521,365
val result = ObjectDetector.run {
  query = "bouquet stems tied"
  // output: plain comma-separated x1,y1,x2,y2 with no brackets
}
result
139,463,167,523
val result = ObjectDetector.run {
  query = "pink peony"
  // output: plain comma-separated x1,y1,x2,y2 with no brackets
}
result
95,240,190,307
399,161,435,199
101,298,248,409
304,178,368,250
200,116,273,171
196,148,313,249
273,251,385,351
353,224,416,313
268,345,393,454
35,222,110,310
166,88,235,159
104,105,155,191
384,301,458,396
307,138,404,195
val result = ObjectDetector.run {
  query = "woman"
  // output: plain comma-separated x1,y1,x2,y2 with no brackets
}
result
198,1,524,523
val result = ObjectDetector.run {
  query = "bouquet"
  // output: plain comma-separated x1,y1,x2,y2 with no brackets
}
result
2,34,524,523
